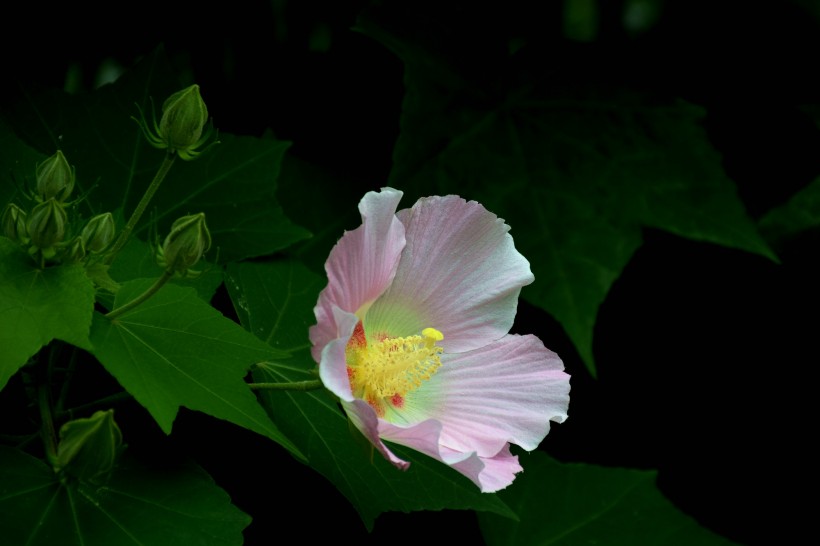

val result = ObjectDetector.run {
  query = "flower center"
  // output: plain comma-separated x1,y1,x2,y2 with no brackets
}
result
346,321,443,417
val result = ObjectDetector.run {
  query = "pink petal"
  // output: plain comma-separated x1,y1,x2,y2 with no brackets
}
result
363,195,534,352
445,444,522,493
379,421,523,492
403,334,570,457
310,188,406,362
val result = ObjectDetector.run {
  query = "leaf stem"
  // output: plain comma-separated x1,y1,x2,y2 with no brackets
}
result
105,270,173,319
248,380,324,391
105,152,176,265
37,355,58,465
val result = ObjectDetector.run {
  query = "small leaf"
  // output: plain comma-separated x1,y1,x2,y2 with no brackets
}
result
0,445,250,546
478,452,741,545
0,237,95,391
89,278,304,462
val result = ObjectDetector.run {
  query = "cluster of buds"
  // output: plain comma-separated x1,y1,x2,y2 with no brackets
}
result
134,84,218,160
1,150,116,268
3,85,216,279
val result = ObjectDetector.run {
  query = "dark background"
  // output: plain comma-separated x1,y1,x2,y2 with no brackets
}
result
3,1,818,544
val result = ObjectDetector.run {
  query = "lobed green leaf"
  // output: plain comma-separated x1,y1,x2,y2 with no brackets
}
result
0,445,250,546
88,278,304,461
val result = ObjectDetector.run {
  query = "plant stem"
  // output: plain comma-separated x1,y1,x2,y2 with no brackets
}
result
105,152,176,265
248,379,324,391
105,270,173,319
38,377,58,466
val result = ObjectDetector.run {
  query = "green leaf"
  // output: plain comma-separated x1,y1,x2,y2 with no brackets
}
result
225,260,517,530
0,445,250,546
0,237,95,391
758,174,820,245
357,11,775,376
3,47,310,263
478,452,740,546
225,259,325,352
88,278,304,462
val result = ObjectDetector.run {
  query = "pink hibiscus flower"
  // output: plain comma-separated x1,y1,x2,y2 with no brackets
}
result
310,187,570,492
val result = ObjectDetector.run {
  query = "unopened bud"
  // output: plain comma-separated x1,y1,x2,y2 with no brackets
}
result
55,409,123,481
159,212,211,275
2,203,28,243
160,84,209,157
27,198,67,253
62,236,86,263
36,150,75,202
81,212,116,253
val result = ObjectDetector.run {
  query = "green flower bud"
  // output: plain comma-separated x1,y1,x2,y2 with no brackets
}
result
61,235,86,264
2,202,28,243
55,409,123,481
159,84,209,157
81,212,116,253
36,150,75,202
158,212,211,275
133,84,218,160
27,198,67,254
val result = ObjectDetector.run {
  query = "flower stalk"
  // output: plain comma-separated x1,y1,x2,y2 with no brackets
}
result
104,152,176,265
248,380,324,391
105,269,173,320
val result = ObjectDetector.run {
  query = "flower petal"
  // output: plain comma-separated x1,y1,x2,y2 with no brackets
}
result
310,187,405,362
378,421,523,492
400,334,570,457
444,444,522,493
364,195,534,352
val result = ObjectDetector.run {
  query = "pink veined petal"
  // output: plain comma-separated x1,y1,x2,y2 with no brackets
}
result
364,195,534,352
399,334,570,458
378,421,523,492
310,187,406,362
447,444,522,493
